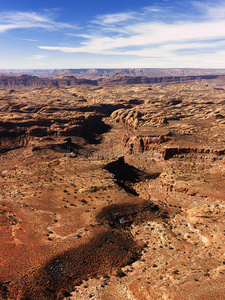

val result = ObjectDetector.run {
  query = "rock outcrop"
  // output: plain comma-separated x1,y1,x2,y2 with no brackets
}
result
2,73,225,89
0,74,97,89
1,83,225,300
2,67,225,78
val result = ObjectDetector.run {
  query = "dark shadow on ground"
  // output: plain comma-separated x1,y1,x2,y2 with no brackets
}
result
83,120,111,145
5,198,168,300
104,157,161,195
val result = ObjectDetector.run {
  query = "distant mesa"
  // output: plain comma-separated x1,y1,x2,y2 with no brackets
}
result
1,68,225,78
1,68,225,89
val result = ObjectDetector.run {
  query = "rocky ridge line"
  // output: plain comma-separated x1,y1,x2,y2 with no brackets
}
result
1,74,225,89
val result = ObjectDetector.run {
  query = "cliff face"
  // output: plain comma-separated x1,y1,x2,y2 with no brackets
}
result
98,74,225,86
0,112,105,153
0,87,112,153
2,67,225,78
1,74,225,89
0,75,97,89
1,84,225,300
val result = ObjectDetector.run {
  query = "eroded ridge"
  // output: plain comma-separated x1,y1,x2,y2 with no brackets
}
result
1,83,225,300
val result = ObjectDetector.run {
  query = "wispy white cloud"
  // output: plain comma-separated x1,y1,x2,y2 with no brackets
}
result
39,19,225,54
0,11,75,33
193,0,225,19
16,37,39,42
66,33,92,38
94,12,138,25
38,1,225,67
27,54,48,60
143,7,162,13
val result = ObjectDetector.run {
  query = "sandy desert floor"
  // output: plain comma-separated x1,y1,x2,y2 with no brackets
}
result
0,83,225,299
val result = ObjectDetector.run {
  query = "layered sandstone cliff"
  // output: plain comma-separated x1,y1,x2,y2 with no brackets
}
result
1,73,225,89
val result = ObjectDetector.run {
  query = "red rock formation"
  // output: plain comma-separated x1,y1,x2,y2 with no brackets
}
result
2,73,225,89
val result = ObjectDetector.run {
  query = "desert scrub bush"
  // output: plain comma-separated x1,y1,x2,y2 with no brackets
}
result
91,273,98,279
60,289,71,297
161,211,169,219
143,242,148,248
126,250,139,265
80,199,88,204
115,268,126,278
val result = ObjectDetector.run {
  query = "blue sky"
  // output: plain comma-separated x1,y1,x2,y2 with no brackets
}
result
1,0,225,68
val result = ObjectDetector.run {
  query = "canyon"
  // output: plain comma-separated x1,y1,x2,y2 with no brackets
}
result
2,68,225,78
1,73,225,89
0,80,225,299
